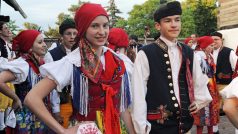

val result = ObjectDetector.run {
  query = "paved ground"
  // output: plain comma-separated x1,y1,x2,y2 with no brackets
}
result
190,115,236,134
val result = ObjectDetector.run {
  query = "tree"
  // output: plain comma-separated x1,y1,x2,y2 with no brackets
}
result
125,0,159,38
23,22,41,31
193,0,217,36
44,1,87,38
180,0,196,38
7,20,20,35
180,8,196,38
106,0,122,27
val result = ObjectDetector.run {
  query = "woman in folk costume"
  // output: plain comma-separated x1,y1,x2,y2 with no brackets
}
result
193,36,220,134
24,3,134,134
108,28,134,76
184,37,193,48
107,28,135,134
0,30,48,133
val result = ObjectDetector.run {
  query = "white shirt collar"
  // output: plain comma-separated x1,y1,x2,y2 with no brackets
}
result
65,47,71,54
160,36,177,48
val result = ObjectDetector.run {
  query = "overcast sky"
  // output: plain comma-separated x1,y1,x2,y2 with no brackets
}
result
1,0,148,31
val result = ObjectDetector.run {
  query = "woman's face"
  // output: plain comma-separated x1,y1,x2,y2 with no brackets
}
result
204,43,214,54
31,34,47,57
187,40,193,47
85,15,109,49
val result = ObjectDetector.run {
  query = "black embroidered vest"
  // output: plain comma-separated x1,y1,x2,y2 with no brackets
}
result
142,40,194,134
216,47,233,84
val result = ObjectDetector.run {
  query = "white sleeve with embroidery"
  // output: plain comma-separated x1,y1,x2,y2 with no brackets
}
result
40,57,73,92
220,77,238,99
193,52,212,110
131,51,151,134
0,57,29,84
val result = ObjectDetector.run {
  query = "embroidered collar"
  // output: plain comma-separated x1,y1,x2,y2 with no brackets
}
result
160,36,178,48
66,46,121,67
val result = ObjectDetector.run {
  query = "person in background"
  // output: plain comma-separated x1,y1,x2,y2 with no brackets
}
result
107,27,135,134
0,30,48,133
129,35,143,54
131,1,212,133
220,61,238,129
24,3,135,134
0,22,16,134
193,36,220,134
211,31,238,134
44,18,78,129
190,33,199,50
184,37,193,48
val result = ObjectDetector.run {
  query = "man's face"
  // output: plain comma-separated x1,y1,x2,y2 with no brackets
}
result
212,36,222,50
61,28,78,49
191,34,197,43
155,15,181,42
129,39,137,46
0,24,11,38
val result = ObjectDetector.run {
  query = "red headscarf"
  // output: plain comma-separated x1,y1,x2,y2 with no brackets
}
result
108,28,129,50
74,3,108,38
184,37,192,45
198,36,214,49
12,30,41,53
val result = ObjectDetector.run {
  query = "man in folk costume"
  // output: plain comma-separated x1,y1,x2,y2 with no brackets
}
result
211,31,237,134
0,22,16,134
44,18,78,128
131,1,212,134
211,31,237,91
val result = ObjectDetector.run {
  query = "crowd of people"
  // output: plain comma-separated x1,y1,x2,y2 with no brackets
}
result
0,1,238,134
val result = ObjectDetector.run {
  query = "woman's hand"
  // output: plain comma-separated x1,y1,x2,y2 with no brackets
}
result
53,112,64,125
12,98,22,111
60,125,79,134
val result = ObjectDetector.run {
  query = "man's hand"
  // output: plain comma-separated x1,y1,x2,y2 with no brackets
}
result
189,102,198,114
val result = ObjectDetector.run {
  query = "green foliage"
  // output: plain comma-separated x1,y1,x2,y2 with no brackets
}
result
125,0,161,38
107,0,122,27
44,26,60,38
23,22,41,30
6,20,19,35
114,18,128,29
180,8,196,38
180,0,217,37
193,0,217,36
44,1,87,38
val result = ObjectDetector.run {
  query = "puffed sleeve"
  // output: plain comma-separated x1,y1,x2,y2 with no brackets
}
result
220,77,238,99
40,57,73,92
193,52,212,110
0,57,29,84
131,51,151,134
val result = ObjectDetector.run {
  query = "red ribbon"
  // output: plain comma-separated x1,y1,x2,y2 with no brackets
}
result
101,84,121,134
186,59,195,103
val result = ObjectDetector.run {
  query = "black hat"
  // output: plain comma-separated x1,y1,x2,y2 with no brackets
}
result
0,15,10,22
154,1,182,22
129,35,138,42
59,18,76,35
210,31,222,39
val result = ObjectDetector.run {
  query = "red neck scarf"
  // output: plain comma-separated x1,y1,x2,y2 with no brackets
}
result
21,53,44,74
101,51,125,134
79,38,103,83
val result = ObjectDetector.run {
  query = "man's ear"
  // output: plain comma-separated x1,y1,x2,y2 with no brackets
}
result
155,22,161,31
